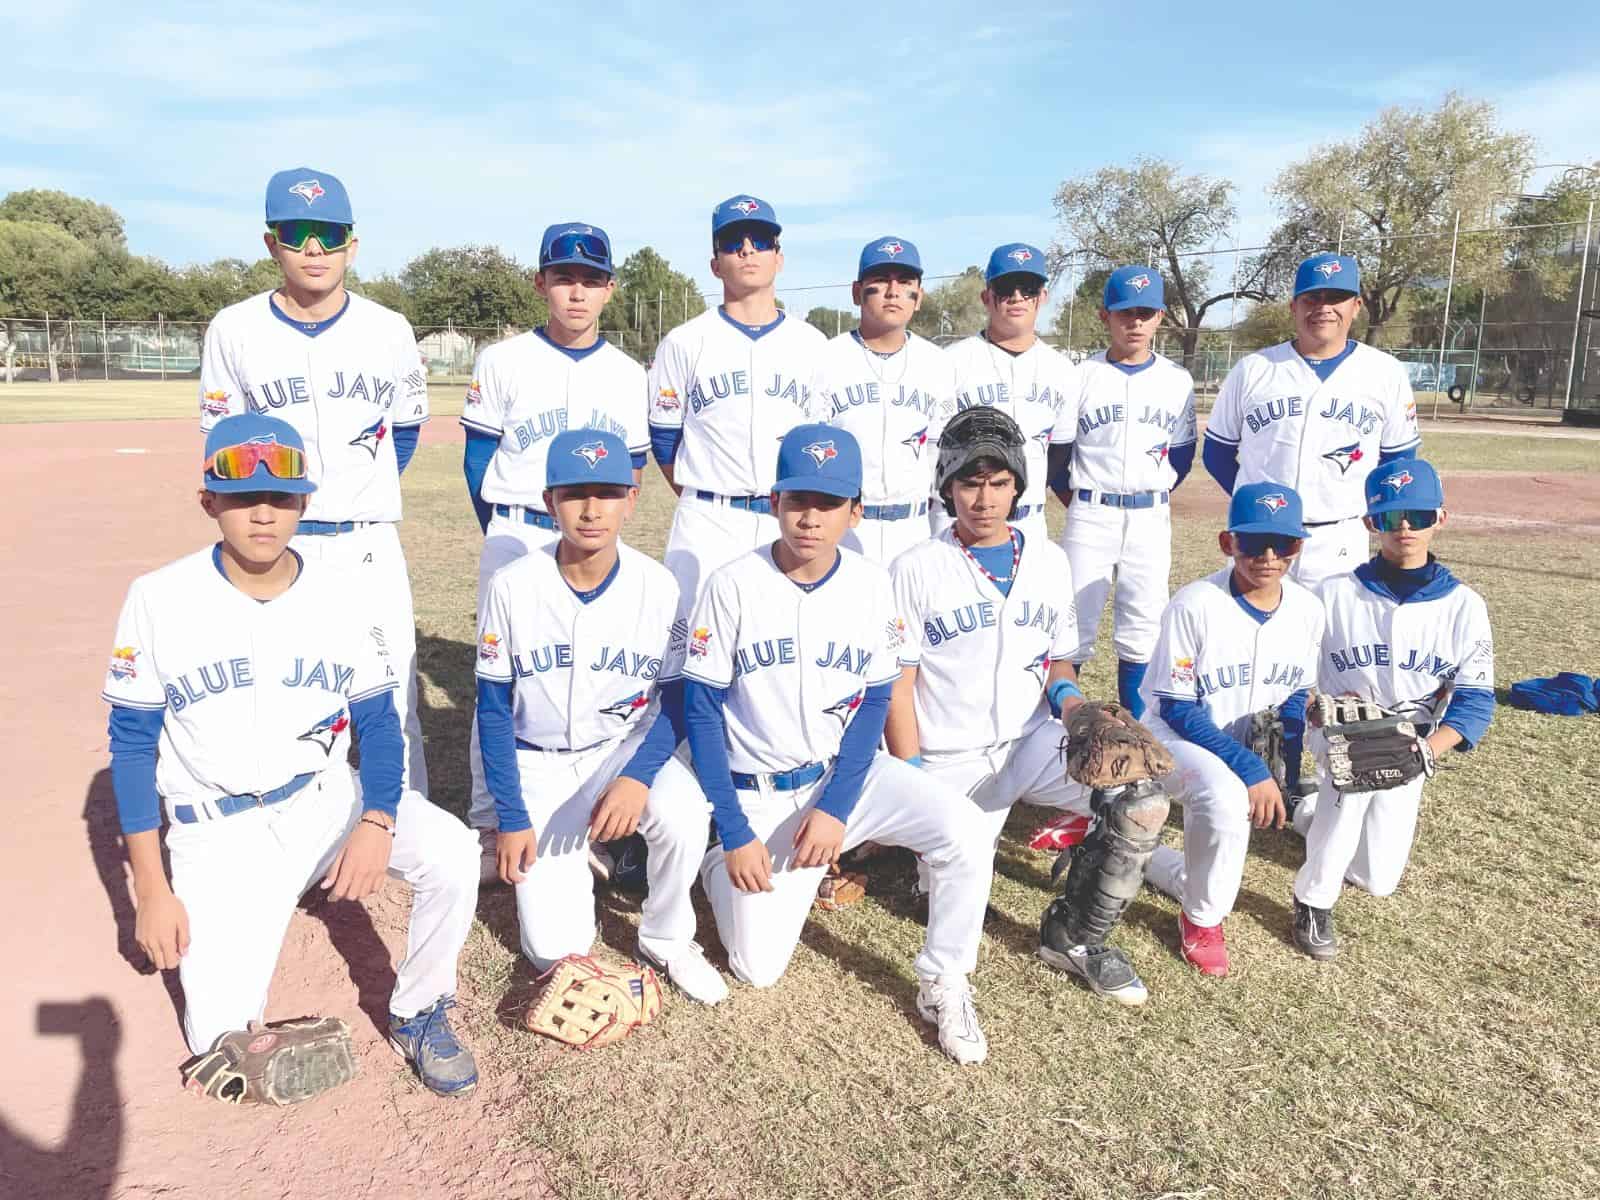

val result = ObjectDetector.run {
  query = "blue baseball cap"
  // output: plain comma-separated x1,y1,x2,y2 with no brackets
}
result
1365,457,1444,514
985,242,1048,283
858,236,922,279
772,424,863,499
1104,265,1165,311
265,168,353,226
546,429,635,489
1294,253,1360,297
203,413,317,495
539,222,614,274
712,195,781,237
1227,481,1309,537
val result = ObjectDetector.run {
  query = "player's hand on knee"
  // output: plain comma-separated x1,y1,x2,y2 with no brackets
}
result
322,815,395,901
497,829,538,885
793,810,846,870
725,841,774,893
589,777,649,844
1246,778,1286,830
134,887,190,971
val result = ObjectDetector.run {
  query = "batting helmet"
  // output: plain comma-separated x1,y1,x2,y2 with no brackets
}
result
935,406,1028,518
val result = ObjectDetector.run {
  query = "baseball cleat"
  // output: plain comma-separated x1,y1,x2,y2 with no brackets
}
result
636,939,729,1006
916,974,988,1066
1285,780,1319,838
1292,898,1339,961
1178,913,1230,977
1038,942,1149,1007
389,997,478,1097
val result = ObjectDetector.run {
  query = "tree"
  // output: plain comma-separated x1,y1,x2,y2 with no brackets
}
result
610,247,706,363
1269,92,1535,345
0,189,126,247
910,266,986,341
1050,266,1114,351
400,245,544,336
1049,157,1272,369
805,306,857,337
353,273,412,320
0,220,93,381
1233,300,1298,352
173,258,283,320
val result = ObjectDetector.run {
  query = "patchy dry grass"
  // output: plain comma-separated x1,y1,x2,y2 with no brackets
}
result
395,443,1600,1200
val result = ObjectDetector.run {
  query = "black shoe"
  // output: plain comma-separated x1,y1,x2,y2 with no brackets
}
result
1292,898,1338,961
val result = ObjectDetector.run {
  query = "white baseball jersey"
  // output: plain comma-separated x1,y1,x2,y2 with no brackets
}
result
475,542,680,751
648,309,825,495
1207,341,1420,522
944,334,1077,514
1141,566,1324,740
808,332,957,505
101,548,397,822
1068,352,1196,494
199,291,428,522
461,332,648,506
892,530,1076,754
677,547,901,772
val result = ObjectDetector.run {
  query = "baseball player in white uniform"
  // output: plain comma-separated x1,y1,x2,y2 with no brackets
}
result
648,196,826,607
474,429,725,1002
198,167,431,795
104,414,480,1096
1204,253,1421,587
1139,483,1324,977
886,406,1169,1007
646,424,995,1064
944,242,1077,543
809,236,956,564
1054,266,1197,718
1290,458,1494,960
461,224,648,842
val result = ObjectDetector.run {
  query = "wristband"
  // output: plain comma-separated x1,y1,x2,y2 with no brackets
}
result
360,814,396,836
905,754,924,769
1047,678,1084,718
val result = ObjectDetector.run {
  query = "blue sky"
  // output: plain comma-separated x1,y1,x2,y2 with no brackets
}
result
5,1,1597,313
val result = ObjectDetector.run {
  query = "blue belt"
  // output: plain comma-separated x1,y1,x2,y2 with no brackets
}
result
693,490,773,515
173,772,316,825
494,504,556,530
1013,502,1044,519
861,499,929,521
730,760,828,792
297,520,372,535
516,737,606,755
1076,489,1170,510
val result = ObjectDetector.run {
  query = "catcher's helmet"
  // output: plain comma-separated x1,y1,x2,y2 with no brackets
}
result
935,406,1028,515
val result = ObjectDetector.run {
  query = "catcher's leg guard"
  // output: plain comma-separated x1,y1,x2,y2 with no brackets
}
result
1041,778,1170,948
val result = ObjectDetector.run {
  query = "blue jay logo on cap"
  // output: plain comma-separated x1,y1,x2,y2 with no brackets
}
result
901,427,929,458
877,241,904,257
1381,468,1414,491
1146,441,1169,467
1007,247,1034,264
560,224,594,235
245,432,279,445
1315,259,1344,280
730,198,761,215
600,690,650,722
1127,273,1152,292
349,418,387,459
289,179,326,206
803,440,838,467
1257,492,1289,514
1321,442,1365,475
573,440,610,468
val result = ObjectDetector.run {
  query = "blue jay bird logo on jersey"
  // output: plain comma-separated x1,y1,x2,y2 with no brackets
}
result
803,440,838,467
824,687,865,727
901,427,929,458
1127,273,1152,292
574,440,609,468
1025,650,1049,684
1315,259,1343,279
349,418,387,458
1257,492,1289,514
1321,442,1365,475
298,709,350,755
1031,425,1053,451
878,241,904,257
600,690,650,722
1146,441,1170,467
1008,247,1033,264
289,179,325,206
730,198,760,215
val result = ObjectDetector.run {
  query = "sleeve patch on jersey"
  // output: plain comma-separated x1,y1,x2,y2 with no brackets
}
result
465,379,483,407
655,387,681,412
1170,656,1195,686
478,633,502,662
689,627,712,659
201,390,230,416
108,646,140,681
886,617,907,651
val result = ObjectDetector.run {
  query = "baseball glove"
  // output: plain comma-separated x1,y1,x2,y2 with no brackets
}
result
182,1016,356,1105
1249,707,1287,788
1064,702,1175,789
524,955,663,1049
813,863,867,912
1315,694,1436,791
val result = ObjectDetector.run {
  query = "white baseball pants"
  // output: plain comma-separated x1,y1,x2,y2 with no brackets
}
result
1292,516,1369,588
843,510,933,566
663,495,779,616
1140,717,1252,927
167,768,479,1054
1293,769,1424,909
1061,499,1172,663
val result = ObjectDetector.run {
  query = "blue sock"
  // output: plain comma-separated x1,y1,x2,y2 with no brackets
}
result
1117,659,1148,718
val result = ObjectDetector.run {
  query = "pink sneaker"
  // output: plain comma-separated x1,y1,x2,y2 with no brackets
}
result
1179,913,1230,977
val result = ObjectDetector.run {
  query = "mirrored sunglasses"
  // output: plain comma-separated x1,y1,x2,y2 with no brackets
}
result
543,232,611,267
1234,532,1304,558
715,230,778,255
205,440,308,481
270,220,353,252
1370,508,1439,533
989,277,1043,301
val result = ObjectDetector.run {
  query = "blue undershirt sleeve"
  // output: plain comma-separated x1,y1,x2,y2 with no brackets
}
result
1169,441,1196,490
108,704,164,835
1279,688,1309,788
683,679,752,851
1158,696,1271,786
814,682,894,824
620,682,686,787
463,429,498,534
349,691,404,819
1378,446,1415,465
475,678,527,832
392,424,420,474
631,451,647,470
1202,433,1240,495
650,424,683,467
1441,686,1494,750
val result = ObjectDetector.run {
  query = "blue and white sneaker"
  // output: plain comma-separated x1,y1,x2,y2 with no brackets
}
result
389,996,478,1097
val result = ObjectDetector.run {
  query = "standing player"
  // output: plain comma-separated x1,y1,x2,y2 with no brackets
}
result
944,242,1077,543
198,167,431,794
1203,253,1421,586
1290,458,1494,959
648,196,826,606
647,424,995,1064
1139,483,1324,977
1054,267,1197,718
809,236,956,563
461,223,648,844
886,407,1167,1006
104,414,480,1096
474,429,723,1001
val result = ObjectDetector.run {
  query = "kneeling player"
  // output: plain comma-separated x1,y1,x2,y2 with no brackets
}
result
104,415,480,1097
1140,483,1324,977
887,407,1166,1006
1289,458,1494,959
475,430,723,1003
650,424,995,1063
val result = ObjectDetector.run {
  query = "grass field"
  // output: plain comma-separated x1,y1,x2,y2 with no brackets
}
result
385,443,1600,1200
